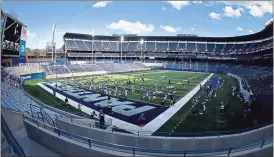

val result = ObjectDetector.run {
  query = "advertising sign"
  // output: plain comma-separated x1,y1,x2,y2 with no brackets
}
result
19,40,26,57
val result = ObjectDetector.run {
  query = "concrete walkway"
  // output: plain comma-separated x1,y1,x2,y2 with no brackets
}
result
13,128,61,157
2,110,61,157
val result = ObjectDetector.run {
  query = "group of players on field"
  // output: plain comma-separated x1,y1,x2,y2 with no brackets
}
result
61,74,188,107
56,73,194,127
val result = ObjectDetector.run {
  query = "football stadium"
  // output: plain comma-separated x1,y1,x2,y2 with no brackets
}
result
1,1,273,157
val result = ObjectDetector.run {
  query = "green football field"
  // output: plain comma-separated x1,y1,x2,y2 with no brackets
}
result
63,70,209,106
24,70,262,133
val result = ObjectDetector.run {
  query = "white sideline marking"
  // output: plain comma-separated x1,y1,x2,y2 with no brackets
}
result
142,73,214,134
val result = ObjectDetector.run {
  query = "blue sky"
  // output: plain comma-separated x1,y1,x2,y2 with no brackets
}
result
2,1,273,49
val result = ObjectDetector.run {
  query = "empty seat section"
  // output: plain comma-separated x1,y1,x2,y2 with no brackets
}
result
127,42,137,51
197,43,206,52
214,44,224,53
177,42,186,51
157,43,168,51
74,40,87,51
207,43,215,52
168,42,178,51
110,42,118,51
145,42,155,51
94,41,103,51
102,42,111,51
187,43,196,52
222,44,234,53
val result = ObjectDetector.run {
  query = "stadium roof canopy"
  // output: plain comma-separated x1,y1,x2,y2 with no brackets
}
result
1,10,26,27
64,22,272,42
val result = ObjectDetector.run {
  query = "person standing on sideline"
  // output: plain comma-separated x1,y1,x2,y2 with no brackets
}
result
108,95,111,103
99,110,105,127
65,97,68,108
108,103,112,115
90,111,97,119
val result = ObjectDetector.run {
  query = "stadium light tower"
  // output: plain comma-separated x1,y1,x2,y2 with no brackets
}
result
120,36,124,63
140,39,144,63
52,24,56,62
91,31,95,62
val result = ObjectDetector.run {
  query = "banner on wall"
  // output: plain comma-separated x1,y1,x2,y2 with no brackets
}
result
20,72,45,80
19,62,51,66
21,26,27,41
19,40,26,57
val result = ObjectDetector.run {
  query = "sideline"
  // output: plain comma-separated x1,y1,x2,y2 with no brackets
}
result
142,73,214,134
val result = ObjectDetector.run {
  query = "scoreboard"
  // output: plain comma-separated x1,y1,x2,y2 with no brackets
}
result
1,12,26,57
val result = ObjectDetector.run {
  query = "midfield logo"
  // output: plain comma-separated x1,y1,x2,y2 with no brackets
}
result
47,82,155,116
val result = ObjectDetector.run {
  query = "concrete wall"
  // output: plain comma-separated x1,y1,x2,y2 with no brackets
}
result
23,120,132,157
232,143,273,157
142,63,163,67
45,71,107,79
5,65,43,76
56,118,273,150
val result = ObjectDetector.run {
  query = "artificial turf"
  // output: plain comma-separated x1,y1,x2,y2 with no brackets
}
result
24,70,263,133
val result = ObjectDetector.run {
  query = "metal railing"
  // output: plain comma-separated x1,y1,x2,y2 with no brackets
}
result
23,114,272,156
57,112,272,137
1,116,26,157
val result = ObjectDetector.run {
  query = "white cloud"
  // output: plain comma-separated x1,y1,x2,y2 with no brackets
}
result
223,6,244,18
26,30,38,48
25,27,99,49
248,30,254,34
247,5,265,17
27,30,36,38
166,1,189,10
106,20,154,34
92,1,111,8
160,25,181,33
220,1,272,17
237,27,243,31
209,12,221,20
259,2,273,14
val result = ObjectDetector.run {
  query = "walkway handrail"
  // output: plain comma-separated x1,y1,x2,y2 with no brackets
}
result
1,116,26,157
58,114,272,137
23,114,272,156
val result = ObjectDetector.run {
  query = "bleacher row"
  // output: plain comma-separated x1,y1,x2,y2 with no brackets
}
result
4,65,43,76
67,52,169,58
65,38,273,53
44,63,148,75
1,82,58,117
